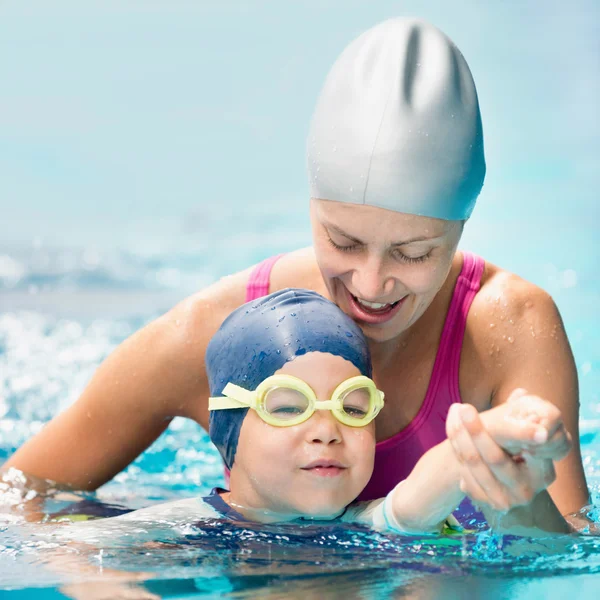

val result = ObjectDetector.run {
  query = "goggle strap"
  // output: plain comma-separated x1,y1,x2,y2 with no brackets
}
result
208,383,256,411
208,397,247,411
222,383,255,403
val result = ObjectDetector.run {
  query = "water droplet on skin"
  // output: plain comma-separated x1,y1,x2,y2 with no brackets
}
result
507,336,514,343
525,301,533,308
489,323,496,328
509,319,514,325
499,315,505,321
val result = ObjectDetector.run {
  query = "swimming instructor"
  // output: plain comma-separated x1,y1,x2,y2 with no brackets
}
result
5,18,587,525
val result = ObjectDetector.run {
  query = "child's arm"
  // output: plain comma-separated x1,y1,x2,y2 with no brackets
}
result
385,439,464,534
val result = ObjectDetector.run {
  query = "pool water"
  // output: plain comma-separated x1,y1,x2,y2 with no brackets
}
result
1,1,599,598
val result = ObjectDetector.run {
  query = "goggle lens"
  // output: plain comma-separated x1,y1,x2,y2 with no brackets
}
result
340,386,372,419
263,387,310,420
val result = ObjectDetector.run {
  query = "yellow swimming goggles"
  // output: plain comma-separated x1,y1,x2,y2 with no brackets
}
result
209,374,385,428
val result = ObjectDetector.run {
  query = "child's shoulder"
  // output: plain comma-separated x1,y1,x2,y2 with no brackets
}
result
339,498,386,527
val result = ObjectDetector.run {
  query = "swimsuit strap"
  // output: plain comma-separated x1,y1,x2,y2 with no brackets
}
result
245,254,285,302
437,250,486,404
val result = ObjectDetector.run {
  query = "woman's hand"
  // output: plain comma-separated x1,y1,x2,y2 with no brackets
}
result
445,390,572,513
482,388,572,461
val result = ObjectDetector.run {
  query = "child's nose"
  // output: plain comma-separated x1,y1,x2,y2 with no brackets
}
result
307,411,342,445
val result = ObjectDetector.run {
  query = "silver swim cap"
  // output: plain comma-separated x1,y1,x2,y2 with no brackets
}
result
307,17,486,220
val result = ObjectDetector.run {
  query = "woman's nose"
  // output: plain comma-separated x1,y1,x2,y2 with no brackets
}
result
351,255,394,300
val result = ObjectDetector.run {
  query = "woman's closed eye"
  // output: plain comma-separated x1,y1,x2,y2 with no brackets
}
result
391,247,432,264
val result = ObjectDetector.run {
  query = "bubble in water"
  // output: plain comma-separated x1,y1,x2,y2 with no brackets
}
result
345,332,353,338
278,316,285,322
290,313,297,317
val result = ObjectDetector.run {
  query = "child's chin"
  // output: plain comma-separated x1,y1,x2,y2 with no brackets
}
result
299,502,347,520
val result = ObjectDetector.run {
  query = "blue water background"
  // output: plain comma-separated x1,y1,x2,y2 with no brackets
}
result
0,1,599,598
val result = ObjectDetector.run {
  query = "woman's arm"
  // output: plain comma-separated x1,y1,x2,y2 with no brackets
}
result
456,279,590,526
3,269,251,490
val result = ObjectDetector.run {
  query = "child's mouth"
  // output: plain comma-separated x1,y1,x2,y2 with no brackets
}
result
301,460,347,477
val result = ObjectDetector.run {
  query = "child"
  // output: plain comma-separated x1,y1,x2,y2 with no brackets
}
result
203,288,569,535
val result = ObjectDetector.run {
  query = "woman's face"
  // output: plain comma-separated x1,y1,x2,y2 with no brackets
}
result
310,199,464,343
230,352,376,520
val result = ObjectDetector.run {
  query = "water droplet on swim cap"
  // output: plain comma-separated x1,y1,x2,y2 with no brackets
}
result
307,17,486,220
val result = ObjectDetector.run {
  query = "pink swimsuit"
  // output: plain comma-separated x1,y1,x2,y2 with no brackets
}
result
244,251,485,502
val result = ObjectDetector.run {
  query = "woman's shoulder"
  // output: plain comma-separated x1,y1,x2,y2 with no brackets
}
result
472,258,560,328
175,247,324,327
154,249,324,370
465,256,567,391
269,247,329,297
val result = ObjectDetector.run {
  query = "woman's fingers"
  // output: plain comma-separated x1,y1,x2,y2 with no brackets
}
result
527,424,572,461
481,410,549,454
506,389,562,435
484,389,572,461
448,405,516,511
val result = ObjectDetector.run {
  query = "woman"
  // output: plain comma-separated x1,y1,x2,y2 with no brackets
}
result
5,17,587,524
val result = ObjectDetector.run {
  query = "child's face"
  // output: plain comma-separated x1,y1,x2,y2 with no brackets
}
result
229,352,376,519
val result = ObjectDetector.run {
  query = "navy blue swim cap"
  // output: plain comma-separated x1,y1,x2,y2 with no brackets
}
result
206,288,371,469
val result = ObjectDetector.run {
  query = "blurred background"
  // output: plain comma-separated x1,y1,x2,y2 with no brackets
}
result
0,0,598,487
